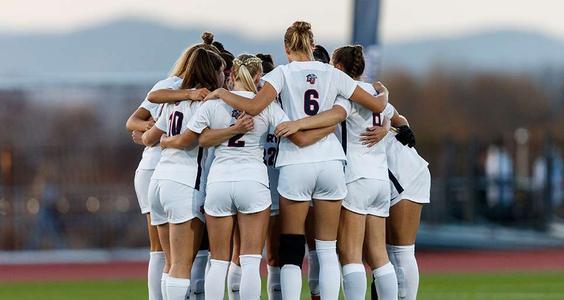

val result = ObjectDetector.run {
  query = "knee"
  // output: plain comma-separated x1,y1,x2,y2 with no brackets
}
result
279,234,305,267
266,250,279,267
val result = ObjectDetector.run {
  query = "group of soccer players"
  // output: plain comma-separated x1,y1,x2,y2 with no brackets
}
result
126,21,430,300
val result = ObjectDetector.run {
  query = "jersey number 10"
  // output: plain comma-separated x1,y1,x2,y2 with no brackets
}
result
169,111,184,136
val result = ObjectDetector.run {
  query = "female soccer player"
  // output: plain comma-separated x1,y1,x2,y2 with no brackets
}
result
125,33,216,300
141,48,225,300
203,21,389,299
358,89,429,300
332,45,398,300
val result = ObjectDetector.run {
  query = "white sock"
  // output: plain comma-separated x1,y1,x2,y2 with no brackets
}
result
342,263,366,300
239,255,262,300
281,264,302,299
190,250,208,300
373,262,398,300
166,277,190,300
161,273,169,300
205,251,212,277
205,259,229,300
149,252,165,300
307,250,320,296
389,244,419,300
267,265,282,300
315,240,341,299
227,262,241,300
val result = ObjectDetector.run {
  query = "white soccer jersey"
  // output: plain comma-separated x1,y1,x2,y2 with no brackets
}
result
137,76,182,170
335,81,396,182
152,99,206,190
188,91,289,186
386,136,429,198
262,61,357,167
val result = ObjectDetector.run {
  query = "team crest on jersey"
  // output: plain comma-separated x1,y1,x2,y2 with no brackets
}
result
306,74,317,84
231,109,242,118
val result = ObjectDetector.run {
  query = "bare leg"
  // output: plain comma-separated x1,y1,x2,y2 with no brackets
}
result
237,209,271,299
338,208,367,300
205,214,235,300
386,200,423,300
312,199,342,299
168,219,204,278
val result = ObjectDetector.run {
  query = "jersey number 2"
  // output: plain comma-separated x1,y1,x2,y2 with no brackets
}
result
227,124,245,147
304,89,319,116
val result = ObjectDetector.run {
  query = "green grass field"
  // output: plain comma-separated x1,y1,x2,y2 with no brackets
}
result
1,272,563,300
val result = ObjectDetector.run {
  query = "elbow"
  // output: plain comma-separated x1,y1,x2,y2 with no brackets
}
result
247,107,261,116
125,118,134,132
147,91,159,103
290,134,308,148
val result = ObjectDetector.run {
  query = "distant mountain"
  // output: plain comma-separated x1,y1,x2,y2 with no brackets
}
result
382,30,564,73
1,18,563,80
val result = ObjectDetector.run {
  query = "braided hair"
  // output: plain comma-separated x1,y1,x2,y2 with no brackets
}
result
332,45,365,79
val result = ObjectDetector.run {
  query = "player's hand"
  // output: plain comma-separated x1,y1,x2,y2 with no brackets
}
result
145,119,155,131
159,134,170,149
232,112,254,134
372,81,389,98
131,130,144,145
275,121,301,138
204,88,227,101
360,127,387,147
360,116,391,147
395,125,416,147
186,88,210,101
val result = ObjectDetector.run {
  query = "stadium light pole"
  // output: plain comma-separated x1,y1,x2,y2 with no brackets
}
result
352,0,381,82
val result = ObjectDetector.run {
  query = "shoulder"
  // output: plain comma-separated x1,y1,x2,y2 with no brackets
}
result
152,76,182,90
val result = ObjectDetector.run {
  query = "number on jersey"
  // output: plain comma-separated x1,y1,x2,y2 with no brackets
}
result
304,89,319,115
372,113,382,127
169,111,184,136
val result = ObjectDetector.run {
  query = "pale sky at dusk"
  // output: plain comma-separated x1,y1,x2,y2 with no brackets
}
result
1,0,562,42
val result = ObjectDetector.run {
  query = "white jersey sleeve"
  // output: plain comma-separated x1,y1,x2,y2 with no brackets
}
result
332,68,357,100
187,100,217,134
136,76,182,171
334,97,353,117
266,102,290,129
262,66,285,94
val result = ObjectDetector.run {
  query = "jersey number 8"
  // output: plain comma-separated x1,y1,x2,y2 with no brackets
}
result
304,89,319,116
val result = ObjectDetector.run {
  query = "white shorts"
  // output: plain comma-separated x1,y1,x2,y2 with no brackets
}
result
134,169,153,214
277,160,347,201
205,181,272,217
148,179,205,225
344,179,391,217
391,167,431,207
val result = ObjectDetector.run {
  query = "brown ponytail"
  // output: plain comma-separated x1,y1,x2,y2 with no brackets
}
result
284,21,315,59
332,45,365,79
181,48,225,91
169,32,221,77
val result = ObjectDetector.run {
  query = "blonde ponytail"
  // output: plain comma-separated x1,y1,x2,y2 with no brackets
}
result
232,54,263,93
284,21,315,59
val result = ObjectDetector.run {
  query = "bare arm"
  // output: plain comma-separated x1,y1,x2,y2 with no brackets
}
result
274,105,347,137
142,126,164,146
288,125,337,147
198,114,254,147
391,111,409,128
160,130,200,150
206,84,278,116
349,82,389,113
148,88,210,104
126,107,154,132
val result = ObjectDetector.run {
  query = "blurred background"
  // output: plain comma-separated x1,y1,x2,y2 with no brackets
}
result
0,0,563,298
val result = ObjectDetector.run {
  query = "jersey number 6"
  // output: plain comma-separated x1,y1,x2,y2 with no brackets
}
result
304,89,319,116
